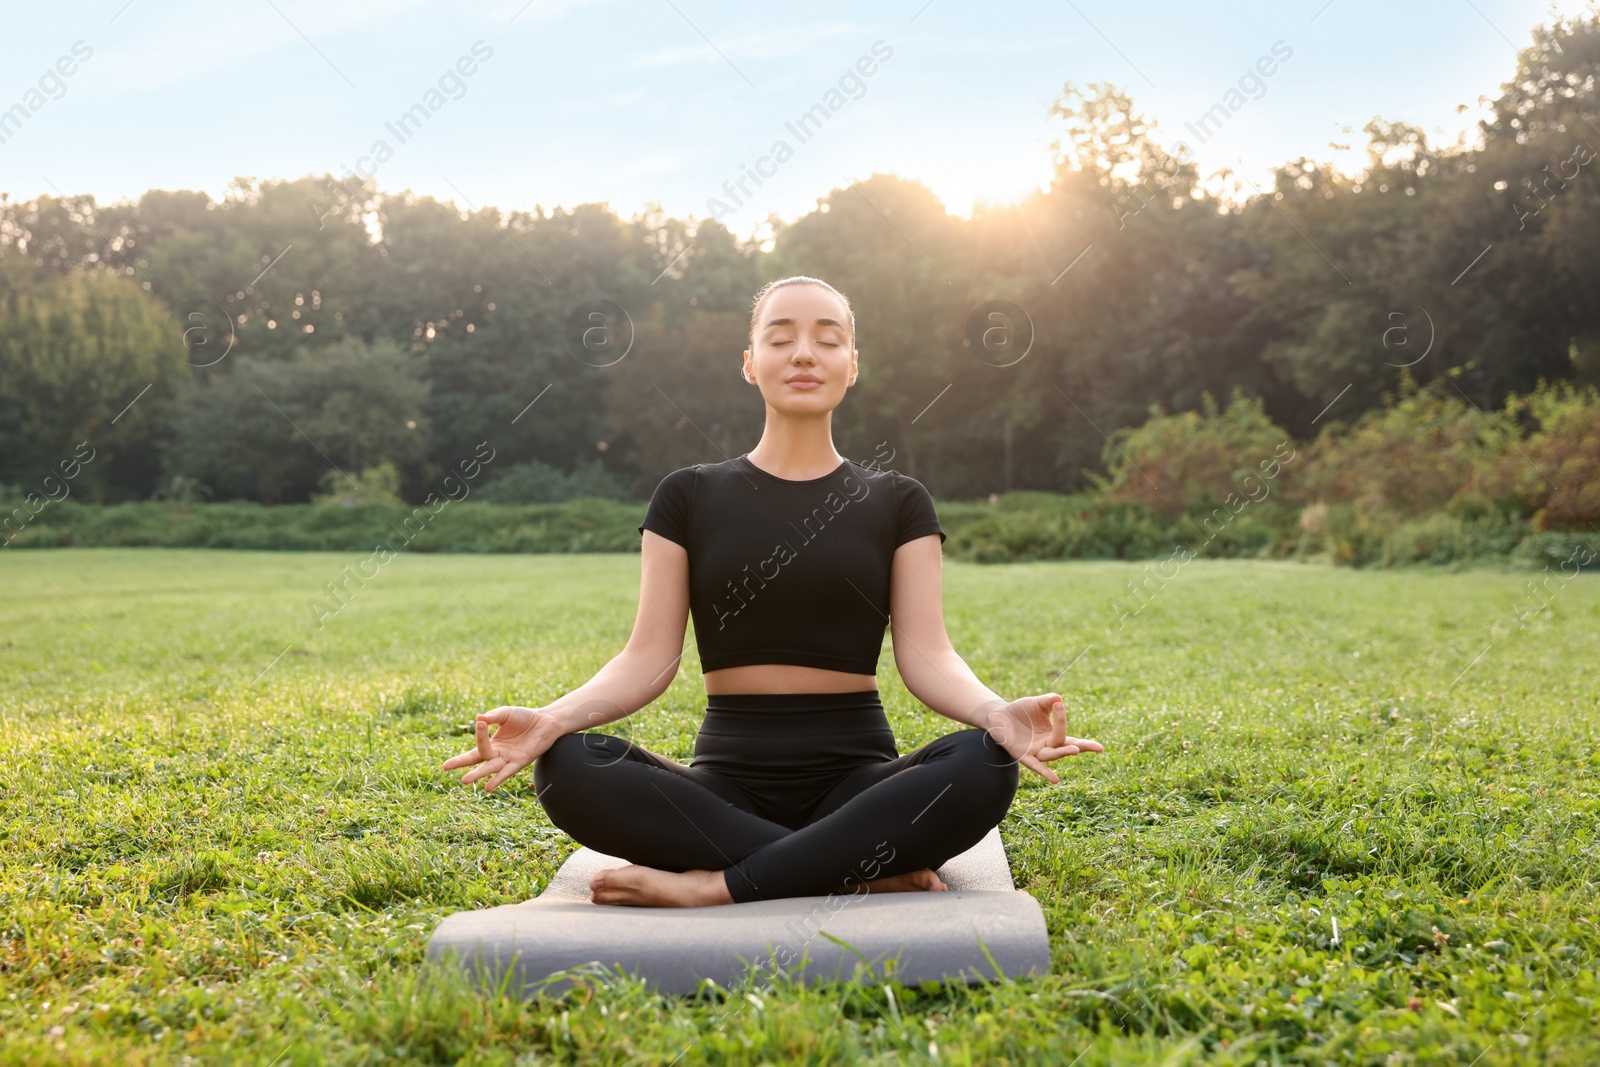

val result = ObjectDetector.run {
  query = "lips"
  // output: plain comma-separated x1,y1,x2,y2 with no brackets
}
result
787,375,821,384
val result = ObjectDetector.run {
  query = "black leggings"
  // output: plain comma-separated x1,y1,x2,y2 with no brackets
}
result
532,689,1020,902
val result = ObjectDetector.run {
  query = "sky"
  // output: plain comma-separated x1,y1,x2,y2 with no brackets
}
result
1,0,1594,242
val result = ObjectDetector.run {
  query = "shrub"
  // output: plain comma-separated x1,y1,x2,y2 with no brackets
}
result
945,495,1208,563
2,499,646,553
1100,390,1293,516
1511,530,1600,571
1287,502,1400,567
1295,372,1513,519
312,463,404,507
1493,380,1600,530
1380,512,1526,568
475,457,631,504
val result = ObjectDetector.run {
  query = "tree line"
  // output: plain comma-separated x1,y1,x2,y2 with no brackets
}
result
1,10,1596,507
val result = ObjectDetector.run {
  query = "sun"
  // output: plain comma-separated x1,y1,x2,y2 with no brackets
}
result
922,156,1054,219
969,176,1047,213
961,155,1054,214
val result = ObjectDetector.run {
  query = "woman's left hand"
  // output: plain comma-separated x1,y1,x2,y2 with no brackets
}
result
983,692,1103,783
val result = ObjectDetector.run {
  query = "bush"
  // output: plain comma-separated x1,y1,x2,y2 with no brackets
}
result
1380,512,1526,568
1295,372,1513,519
2,499,647,553
475,458,631,504
1183,500,1294,559
946,495,1207,563
312,463,403,507
1288,502,1399,567
1511,530,1600,571
1493,380,1600,530
1100,391,1294,516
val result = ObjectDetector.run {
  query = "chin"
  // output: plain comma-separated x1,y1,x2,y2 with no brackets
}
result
773,392,840,411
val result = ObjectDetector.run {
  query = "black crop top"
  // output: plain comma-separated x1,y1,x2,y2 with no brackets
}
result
637,452,946,675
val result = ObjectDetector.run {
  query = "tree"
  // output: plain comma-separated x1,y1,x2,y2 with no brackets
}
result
162,336,429,503
0,270,184,500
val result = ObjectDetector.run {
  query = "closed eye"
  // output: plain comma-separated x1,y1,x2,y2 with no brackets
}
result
769,338,841,348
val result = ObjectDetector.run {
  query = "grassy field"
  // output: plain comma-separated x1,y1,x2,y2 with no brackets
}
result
1,548,1596,1065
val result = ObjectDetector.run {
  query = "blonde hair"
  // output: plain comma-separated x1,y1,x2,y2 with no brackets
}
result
747,276,856,351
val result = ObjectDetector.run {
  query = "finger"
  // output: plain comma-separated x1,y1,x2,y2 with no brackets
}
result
478,706,516,725
1049,696,1067,747
483,756,527,793
1019,753,1059,785
441,745,485,770
1037,744,1080,761
476,719,496,761
1063,736,1105,752
461,757,503,785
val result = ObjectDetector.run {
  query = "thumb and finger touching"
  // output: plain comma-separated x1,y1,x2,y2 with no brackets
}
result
467,713,540,791
439,715,506,771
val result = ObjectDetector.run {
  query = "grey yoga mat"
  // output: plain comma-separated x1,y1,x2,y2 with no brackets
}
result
426,826,1051,997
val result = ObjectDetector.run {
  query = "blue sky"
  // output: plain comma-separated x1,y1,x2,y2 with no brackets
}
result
1,0,1592,241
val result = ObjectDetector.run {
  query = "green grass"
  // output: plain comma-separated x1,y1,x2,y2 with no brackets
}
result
1,548,1597,1065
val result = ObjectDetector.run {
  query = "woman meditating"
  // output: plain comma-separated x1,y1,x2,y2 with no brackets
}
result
442,275,1102,907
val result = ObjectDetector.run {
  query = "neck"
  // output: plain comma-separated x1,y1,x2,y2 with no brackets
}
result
747,412,841,478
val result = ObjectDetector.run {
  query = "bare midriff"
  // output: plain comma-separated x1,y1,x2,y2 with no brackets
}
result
702,664,878,695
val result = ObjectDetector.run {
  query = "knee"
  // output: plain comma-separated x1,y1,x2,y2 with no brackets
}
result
948,729,1020,812
532,732,624,805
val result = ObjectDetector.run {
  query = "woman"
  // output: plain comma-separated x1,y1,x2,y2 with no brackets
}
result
442,275,1103,907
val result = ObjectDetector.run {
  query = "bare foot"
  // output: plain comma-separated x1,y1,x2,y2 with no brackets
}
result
589,865,734,907
853,868,947,894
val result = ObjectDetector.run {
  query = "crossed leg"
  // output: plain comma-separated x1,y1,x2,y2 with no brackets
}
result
532,731,786,875
532,728,1020,905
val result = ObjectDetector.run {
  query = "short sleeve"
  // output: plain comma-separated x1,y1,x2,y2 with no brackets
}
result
638,466,695,548
893,472,945,547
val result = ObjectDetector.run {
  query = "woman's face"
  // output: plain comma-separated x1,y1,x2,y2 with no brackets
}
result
743,284,857,411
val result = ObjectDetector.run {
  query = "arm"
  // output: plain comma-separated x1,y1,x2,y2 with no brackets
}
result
889,533,1103,782
887,534,1007,729
531,528,691,735
442,528,691,791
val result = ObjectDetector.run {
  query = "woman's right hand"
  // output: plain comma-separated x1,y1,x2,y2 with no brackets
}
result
983,692,1103,784
441,706,562,793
